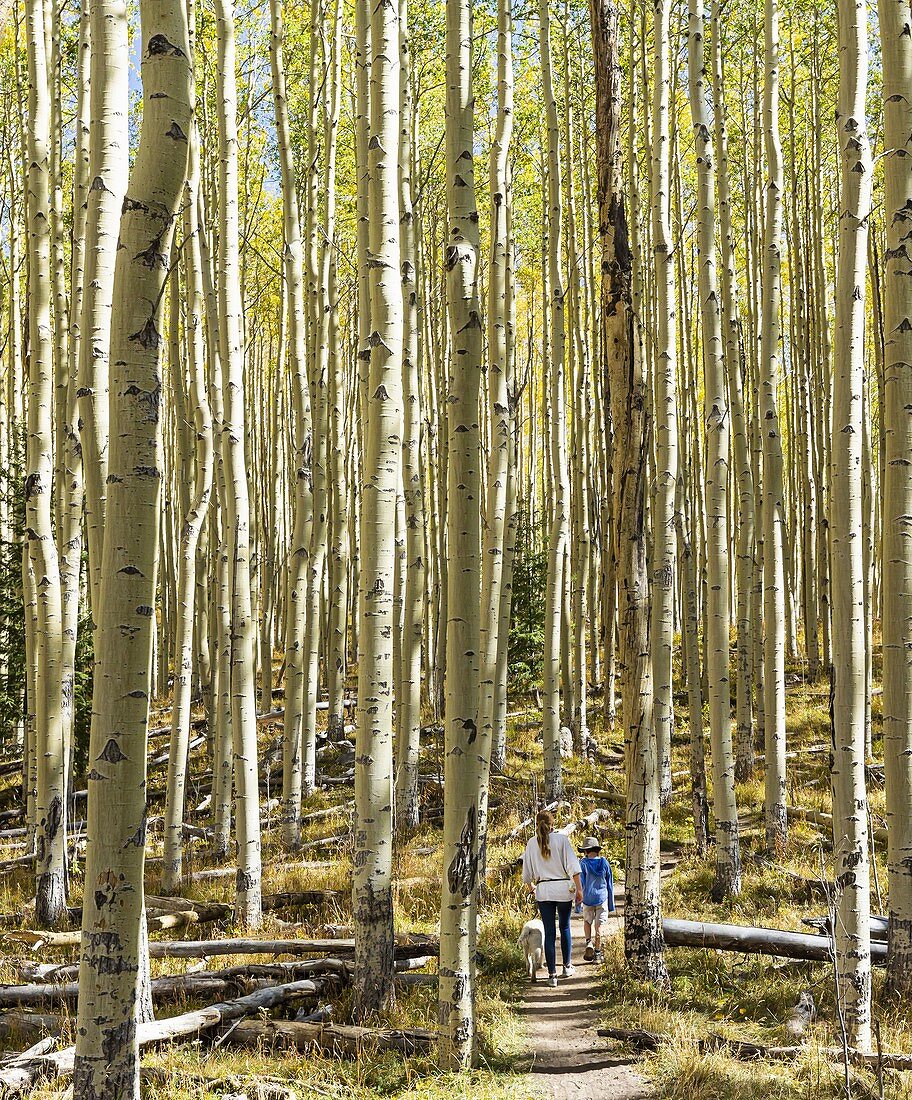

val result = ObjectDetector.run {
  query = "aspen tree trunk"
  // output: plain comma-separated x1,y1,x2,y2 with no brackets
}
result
353,0,401,1017
214,0,262,927
394,0,426,833
323,8,342,741
590,0,667,987
438,0,484,1064
761,0,788,854
326,2,349,742
300,0,330,800
25,0,67,929
830,0,873,1045
59,4,89,808
492,208,519,775
540,0,568,802
687,0,740,899
198,209,234,861
271,0,311,848
162,131,214,895
880,0,912,996
678,501,708,856
650,0,677,807
475,0,513,851
79,0,128,618
711,0,755,782
72,9,192,1096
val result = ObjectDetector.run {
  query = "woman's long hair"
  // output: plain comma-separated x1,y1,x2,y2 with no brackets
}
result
536,810,554,859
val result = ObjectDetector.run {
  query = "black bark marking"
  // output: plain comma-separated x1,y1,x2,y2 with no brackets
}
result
446,804,478,898
98,738,127,764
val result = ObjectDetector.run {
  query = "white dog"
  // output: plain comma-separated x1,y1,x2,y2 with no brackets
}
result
518,917,545,980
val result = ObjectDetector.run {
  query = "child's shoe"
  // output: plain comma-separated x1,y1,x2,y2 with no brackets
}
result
583,944,595,962
594,950,604,963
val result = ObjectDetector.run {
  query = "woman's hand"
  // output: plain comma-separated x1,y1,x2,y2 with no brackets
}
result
575,889,583,907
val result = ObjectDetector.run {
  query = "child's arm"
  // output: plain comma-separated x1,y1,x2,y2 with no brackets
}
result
580,861,589,895
605,859,616,912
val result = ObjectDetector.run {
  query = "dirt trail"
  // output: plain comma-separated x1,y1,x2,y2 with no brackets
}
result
518,901,652,1100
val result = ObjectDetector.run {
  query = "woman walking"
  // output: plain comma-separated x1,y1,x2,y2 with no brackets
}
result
522,810,583,986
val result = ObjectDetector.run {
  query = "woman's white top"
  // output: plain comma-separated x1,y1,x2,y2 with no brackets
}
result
522,831,582,902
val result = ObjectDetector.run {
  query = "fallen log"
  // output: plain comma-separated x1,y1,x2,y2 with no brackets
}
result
300,802,354,824
0,978,326,1094
261,890,341,912
3,930,433,962
802,914,889,943
224,1018,434,1056
299,833,348,852
0,970,315,1009
597,1027,666,1050
169,858,338,883
144,935,438,961
788,804,888,846
502,801,570,843
662,918,888,964
0,1012,60,1044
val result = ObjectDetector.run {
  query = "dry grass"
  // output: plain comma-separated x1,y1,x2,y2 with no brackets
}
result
6,662,912,1097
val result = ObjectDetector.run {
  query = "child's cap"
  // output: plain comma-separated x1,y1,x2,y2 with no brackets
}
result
579,836,601,852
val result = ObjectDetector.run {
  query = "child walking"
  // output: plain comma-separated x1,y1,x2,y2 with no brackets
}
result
578,836,615,962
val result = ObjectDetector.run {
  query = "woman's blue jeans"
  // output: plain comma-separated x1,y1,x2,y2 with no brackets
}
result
537,899,573,974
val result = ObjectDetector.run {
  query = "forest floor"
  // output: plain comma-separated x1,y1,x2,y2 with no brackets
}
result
518,906,652,1099
6,654,912,1097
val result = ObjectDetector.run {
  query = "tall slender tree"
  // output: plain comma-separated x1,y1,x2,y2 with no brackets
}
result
880,0,912,996
214,0,262,927
438,0,484,1064
829,0,873,1048
25,0,67,929
353,0,401,1017
761,0,788,853
72,6,193,1096
686,0,740,899
650,0,677,807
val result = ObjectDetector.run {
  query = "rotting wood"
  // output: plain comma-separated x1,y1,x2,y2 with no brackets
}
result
224,1018,434,1056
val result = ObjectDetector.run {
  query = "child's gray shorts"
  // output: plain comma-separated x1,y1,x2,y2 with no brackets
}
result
582,902,609,926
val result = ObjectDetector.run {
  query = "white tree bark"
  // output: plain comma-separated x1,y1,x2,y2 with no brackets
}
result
162,128,214,895
880,0,912,997
25,0,67,929
830,0,872,1049
394,0,426,833
72,10,192,1097
438,0,483,1065
540,0,568,803
353,0,401,1017
214,0,262,927
78,0,128,618
686,0,740,899
761,0,788,854
271,0,312,850
650,0,677,807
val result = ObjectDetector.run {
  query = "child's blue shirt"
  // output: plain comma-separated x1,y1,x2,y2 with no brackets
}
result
580,856,615,910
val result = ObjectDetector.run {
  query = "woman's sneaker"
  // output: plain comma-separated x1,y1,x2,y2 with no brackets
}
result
548,974,558,988
561,965,575,978
583,944,595,962
594,950,604,963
